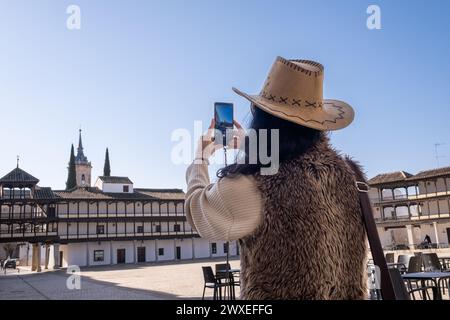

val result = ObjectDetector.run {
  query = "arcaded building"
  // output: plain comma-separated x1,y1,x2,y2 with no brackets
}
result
368,167,450,250
0,131,238,270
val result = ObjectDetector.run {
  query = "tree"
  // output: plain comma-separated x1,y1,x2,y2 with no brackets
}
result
103,148,111,177
66,144,77,190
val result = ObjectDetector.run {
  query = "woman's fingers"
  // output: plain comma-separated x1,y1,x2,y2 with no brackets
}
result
233,120,242,129
209,118,215,129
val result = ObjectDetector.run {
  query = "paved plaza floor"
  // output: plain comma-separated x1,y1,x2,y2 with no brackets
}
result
0,257,240,300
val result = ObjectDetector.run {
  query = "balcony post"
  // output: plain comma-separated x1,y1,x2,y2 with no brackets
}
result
406,225,414,250
433,222,440,247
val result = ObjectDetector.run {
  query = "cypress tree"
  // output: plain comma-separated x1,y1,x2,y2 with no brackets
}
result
103,148,111,177
66,144,77,190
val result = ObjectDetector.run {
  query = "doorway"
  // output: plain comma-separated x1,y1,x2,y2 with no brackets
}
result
117,249,126,264
176,246,181,260
137,247,146,263
447,228,450,245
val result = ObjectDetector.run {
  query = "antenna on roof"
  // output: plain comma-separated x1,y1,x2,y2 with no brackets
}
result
16,155,19,168
434,143,446,168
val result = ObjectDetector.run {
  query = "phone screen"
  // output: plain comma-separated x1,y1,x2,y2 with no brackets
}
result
214,102,233,131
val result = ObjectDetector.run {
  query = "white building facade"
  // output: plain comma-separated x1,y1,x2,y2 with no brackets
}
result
0,132,239,270
368,167,450,250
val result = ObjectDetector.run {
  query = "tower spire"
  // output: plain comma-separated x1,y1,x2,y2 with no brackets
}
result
76,129,88,163
78,129,84,154
16,155,19,168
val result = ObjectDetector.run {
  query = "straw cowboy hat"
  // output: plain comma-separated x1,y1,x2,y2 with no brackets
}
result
232,56,354,131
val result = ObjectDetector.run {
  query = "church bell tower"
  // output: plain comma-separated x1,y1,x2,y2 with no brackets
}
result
75,129,92,187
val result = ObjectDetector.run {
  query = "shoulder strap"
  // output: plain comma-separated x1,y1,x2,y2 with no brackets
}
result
345,159,396,300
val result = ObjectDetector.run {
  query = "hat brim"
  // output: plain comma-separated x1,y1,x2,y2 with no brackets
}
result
232,87,354,131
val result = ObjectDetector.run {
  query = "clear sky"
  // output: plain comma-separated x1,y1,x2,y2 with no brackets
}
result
1,0,449,190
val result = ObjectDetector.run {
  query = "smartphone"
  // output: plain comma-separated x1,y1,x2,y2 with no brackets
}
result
214,102,234,145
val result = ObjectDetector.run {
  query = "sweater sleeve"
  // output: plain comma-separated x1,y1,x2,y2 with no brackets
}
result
185,162,263,241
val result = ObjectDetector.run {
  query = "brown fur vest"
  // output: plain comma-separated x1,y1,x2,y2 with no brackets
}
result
239,136,367,300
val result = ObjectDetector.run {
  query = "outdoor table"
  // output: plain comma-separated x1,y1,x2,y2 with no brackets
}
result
217,268,240,274
217,269,240,300
402,272,450,300
387,263,407,273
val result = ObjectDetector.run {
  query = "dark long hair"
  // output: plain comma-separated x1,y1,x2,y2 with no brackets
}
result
217,105,324,178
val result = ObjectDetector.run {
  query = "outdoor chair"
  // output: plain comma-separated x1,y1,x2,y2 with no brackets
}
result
389,268,437,300
407,256,422,273
396,254,412,273
202,266,227,300
215,263,231,280
385,253,395,264
423,253,450,295
215,263,239,299
422,253,442,272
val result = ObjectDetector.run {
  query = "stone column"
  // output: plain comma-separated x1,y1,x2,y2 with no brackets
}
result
433,222,440,247
192,238,195,260
44,244,50,269
110,241,113,265
133,240,137,263
37,244,42,272
86,242,90,267
31,243,37,271
155,240,158,262
53,244,60,269
406,225,415,250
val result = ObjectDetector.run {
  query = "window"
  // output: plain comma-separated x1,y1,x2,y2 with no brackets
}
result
94,250,104,262
211,242,217,254
174,224,181,232
81,174,86,185
155,225,161,233
123,185,129,193
47,206,56,218
137,225,144,233
223,243,228,254
96,225,105,234
50,222,58,232
158,248,164,256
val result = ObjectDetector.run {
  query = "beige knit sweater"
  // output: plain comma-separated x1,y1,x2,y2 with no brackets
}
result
185,162,263,241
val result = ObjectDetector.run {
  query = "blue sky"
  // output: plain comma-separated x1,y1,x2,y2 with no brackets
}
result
0,0,449,190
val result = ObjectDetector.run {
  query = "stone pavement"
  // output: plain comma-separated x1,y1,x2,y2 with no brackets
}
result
0,257,240,300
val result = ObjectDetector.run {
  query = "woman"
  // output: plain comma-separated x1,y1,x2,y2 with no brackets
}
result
185,57,367,299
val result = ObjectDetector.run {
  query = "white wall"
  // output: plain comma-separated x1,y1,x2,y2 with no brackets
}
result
174,238,193,260
63,243,86,267
155,239,175,261
193,238,210,258
111,241,134,264
95,181,134,193
87,242,112,266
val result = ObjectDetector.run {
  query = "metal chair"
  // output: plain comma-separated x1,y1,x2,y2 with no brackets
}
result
397,255,412,273
407,256,422,273
388,268,437,300
215,263,239,300
422,253,442,272
385,253,395,264
215,263,231,278
201,266,227,300
423,253,450,295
